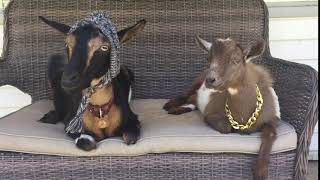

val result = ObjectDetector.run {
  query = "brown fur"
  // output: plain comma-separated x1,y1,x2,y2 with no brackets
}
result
87,36,108,67
82,79,121,141
118,20,146,45
164,37,279,180
167,106,193,115
253,121,277,180
65,34,76,61
203,91,229,133
205,62,276,134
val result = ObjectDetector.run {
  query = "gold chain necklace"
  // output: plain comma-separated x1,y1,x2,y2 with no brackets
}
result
225,84,263,130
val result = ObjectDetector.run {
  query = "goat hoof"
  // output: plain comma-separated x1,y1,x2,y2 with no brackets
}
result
123,132,138,145
39,111,60,124
163,101,174,111
219,127,232,134
75,134,97,151
217,120,232,134
168,107,190,115
253,161,268,180
168,108,182,115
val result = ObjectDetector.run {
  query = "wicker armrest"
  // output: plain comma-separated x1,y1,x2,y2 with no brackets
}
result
0,60,9,87
262,56,318,179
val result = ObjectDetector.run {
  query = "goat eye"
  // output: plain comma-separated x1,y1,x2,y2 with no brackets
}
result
100,45,109,51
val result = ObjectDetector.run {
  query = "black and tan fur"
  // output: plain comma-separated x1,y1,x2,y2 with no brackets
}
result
164,36,279,180
39,16,146,151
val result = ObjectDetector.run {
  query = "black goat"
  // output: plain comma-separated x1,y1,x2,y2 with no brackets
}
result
39,15,146,151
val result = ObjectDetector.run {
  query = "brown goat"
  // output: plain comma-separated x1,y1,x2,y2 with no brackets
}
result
163,36,280,180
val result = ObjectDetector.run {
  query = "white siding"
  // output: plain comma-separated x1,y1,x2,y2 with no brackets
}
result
269,18,317,40
269,17,318,70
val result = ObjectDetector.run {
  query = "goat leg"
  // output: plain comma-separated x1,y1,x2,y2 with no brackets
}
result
204,113,232,134
253,121,277,180
163,72,205,111
163,95,189,111
168,94,197,115
113,69,141,145
40,55,69,124
74,131,99,151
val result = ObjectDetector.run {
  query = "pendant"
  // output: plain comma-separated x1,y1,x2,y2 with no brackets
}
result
99,108,103,118
98,120,108,129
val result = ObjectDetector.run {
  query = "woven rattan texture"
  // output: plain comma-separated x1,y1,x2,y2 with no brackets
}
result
261,56,319,180
0,151,295,180
0,0,318,179
1,0,267,100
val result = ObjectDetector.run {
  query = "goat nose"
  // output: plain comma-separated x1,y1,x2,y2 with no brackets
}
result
206,77,216,85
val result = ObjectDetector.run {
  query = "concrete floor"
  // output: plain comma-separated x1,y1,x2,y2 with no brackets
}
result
307,161,318,180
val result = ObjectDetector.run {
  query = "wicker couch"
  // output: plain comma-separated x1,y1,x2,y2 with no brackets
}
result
0,0,318,179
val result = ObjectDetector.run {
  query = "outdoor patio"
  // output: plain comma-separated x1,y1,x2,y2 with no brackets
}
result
0,0,318,179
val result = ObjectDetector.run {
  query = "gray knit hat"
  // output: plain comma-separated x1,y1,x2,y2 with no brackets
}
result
65,11,120,134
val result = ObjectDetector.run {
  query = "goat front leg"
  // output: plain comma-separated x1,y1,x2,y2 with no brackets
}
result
253,122,277,180
39,55,68,124
63,92,91,150
74,133,98,151
74,129,108,151
121,112,141,145
168,94,197,115
204,113,232,134
163,95,190,111
112,74,141,145
163,72,205,111
74,111,109,151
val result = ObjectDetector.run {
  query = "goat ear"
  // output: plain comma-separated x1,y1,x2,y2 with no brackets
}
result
244,40,265,62
117,19,146,45
195,35,212,52
39,16,71,34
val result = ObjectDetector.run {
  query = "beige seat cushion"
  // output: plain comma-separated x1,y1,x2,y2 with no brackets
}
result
0,99,297,156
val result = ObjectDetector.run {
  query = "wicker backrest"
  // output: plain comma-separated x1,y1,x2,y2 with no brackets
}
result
1,0,270,101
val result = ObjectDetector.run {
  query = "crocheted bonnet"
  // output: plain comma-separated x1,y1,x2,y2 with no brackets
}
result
65,11,120,134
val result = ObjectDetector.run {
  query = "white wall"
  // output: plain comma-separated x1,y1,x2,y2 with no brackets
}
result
269,17,318,70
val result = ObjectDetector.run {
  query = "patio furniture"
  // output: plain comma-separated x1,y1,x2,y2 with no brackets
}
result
0,0,317,179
